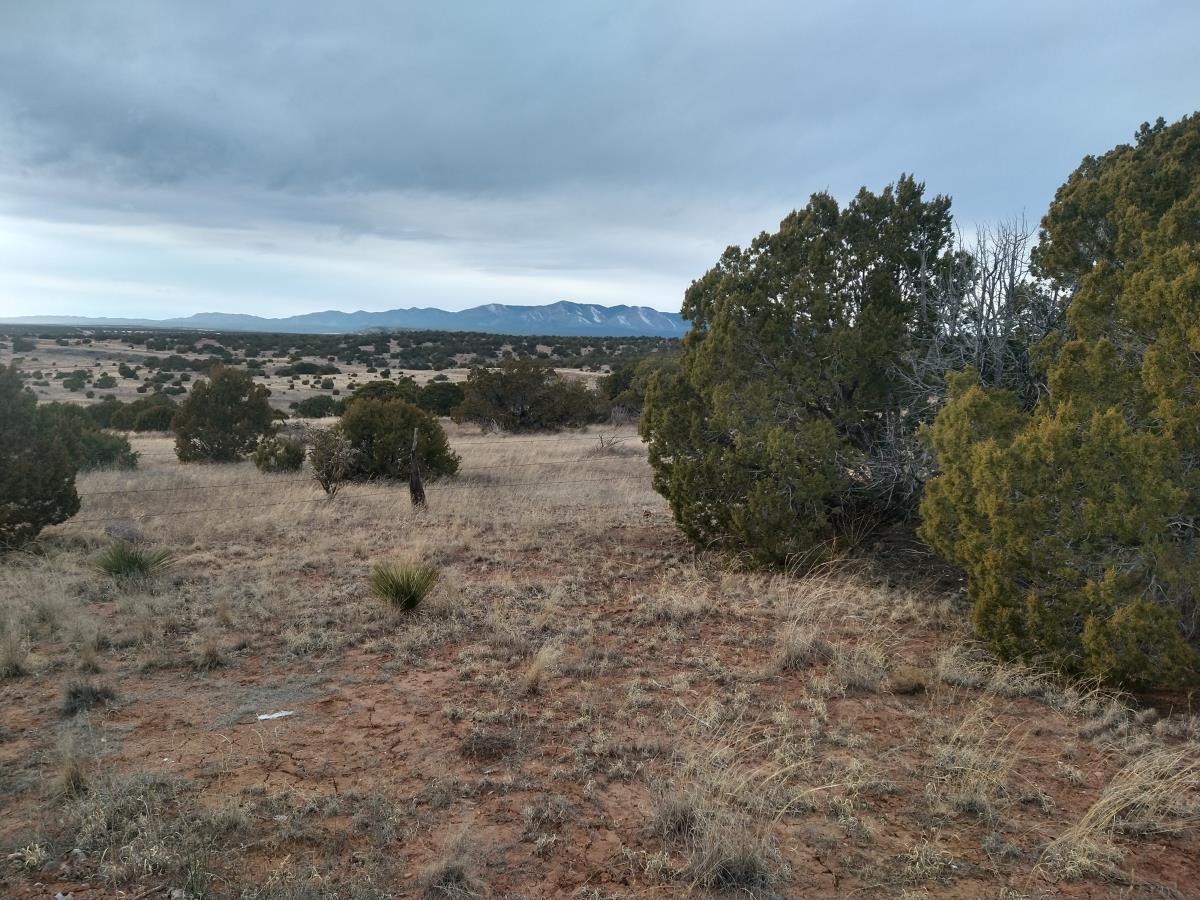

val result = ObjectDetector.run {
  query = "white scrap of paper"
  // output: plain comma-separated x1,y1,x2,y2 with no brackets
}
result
257,710,295,721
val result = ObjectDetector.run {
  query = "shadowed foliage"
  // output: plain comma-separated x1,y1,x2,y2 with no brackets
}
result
0,364,80,548
253,435,306,473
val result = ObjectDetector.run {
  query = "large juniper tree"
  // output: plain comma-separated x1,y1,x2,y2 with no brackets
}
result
641,175,954,564
920,114,1200,687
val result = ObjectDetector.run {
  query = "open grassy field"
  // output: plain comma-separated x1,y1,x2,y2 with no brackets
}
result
2,423,1199,898
0,335,605,414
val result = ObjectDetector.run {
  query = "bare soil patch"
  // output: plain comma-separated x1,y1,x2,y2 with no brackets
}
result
2,427,1199,898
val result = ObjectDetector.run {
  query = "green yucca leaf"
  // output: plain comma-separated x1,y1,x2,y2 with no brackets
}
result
369,561,439,611
95,542,174,580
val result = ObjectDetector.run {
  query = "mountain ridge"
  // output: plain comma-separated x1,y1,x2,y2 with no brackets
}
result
1,300,688,338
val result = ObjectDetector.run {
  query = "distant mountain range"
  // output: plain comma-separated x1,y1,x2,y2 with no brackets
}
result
1,301,688,338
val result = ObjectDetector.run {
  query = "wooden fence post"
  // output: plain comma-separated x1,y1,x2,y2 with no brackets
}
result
409,427,426,508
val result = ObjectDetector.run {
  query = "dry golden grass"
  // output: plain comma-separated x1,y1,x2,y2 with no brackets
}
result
1,424,1199,897
926,698,1021,823
1040,749,1200,880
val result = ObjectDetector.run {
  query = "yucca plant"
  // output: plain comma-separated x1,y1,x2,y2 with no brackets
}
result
369,561,439,611
94,542,173,581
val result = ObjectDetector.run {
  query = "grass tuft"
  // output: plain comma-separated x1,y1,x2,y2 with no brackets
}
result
61,681,117,716
1,623,30,678
53,733,89,796
1040,748,1200,880
369,560,440,611
95,542,174,581
419,830,481,899
772,621,832,672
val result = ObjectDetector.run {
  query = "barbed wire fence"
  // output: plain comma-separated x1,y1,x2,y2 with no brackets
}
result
124,432,636,460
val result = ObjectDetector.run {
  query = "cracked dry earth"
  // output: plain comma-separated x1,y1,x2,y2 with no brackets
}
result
2,428,1200,899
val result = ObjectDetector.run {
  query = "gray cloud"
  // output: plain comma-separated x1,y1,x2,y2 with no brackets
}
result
1,1,1197,317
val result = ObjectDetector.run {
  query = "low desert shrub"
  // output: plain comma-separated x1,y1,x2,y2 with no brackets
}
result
40,402,139,471
1,623,29,678
53,733,90,796
61,771,251,887
418,831,481,899
62,681,117,716
95,542,174,581
653,787,780,893
290,394,343,418
308,426,354,496
252,435,305,473
369,561,439,611
772,622,832,672
1040,749,1200,880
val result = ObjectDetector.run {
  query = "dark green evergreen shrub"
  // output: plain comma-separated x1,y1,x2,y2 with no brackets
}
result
291,395,344,418
253,435,306,473
348,378,420,406
641,176,953,564
108,394,177,431
0,365,80,547
275,361,340,377
341,399,459,481
39,403,138,471
173,366,274,462
86,396,122,428
920,114,1200,688
417,380,465,416
453,358,609,432
132,404,176,432
600,353,680,414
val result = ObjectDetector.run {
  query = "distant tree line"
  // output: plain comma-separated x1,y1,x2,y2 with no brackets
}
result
2,325,678,373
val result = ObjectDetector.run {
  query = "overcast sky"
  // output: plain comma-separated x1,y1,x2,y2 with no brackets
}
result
0,2,1197,318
